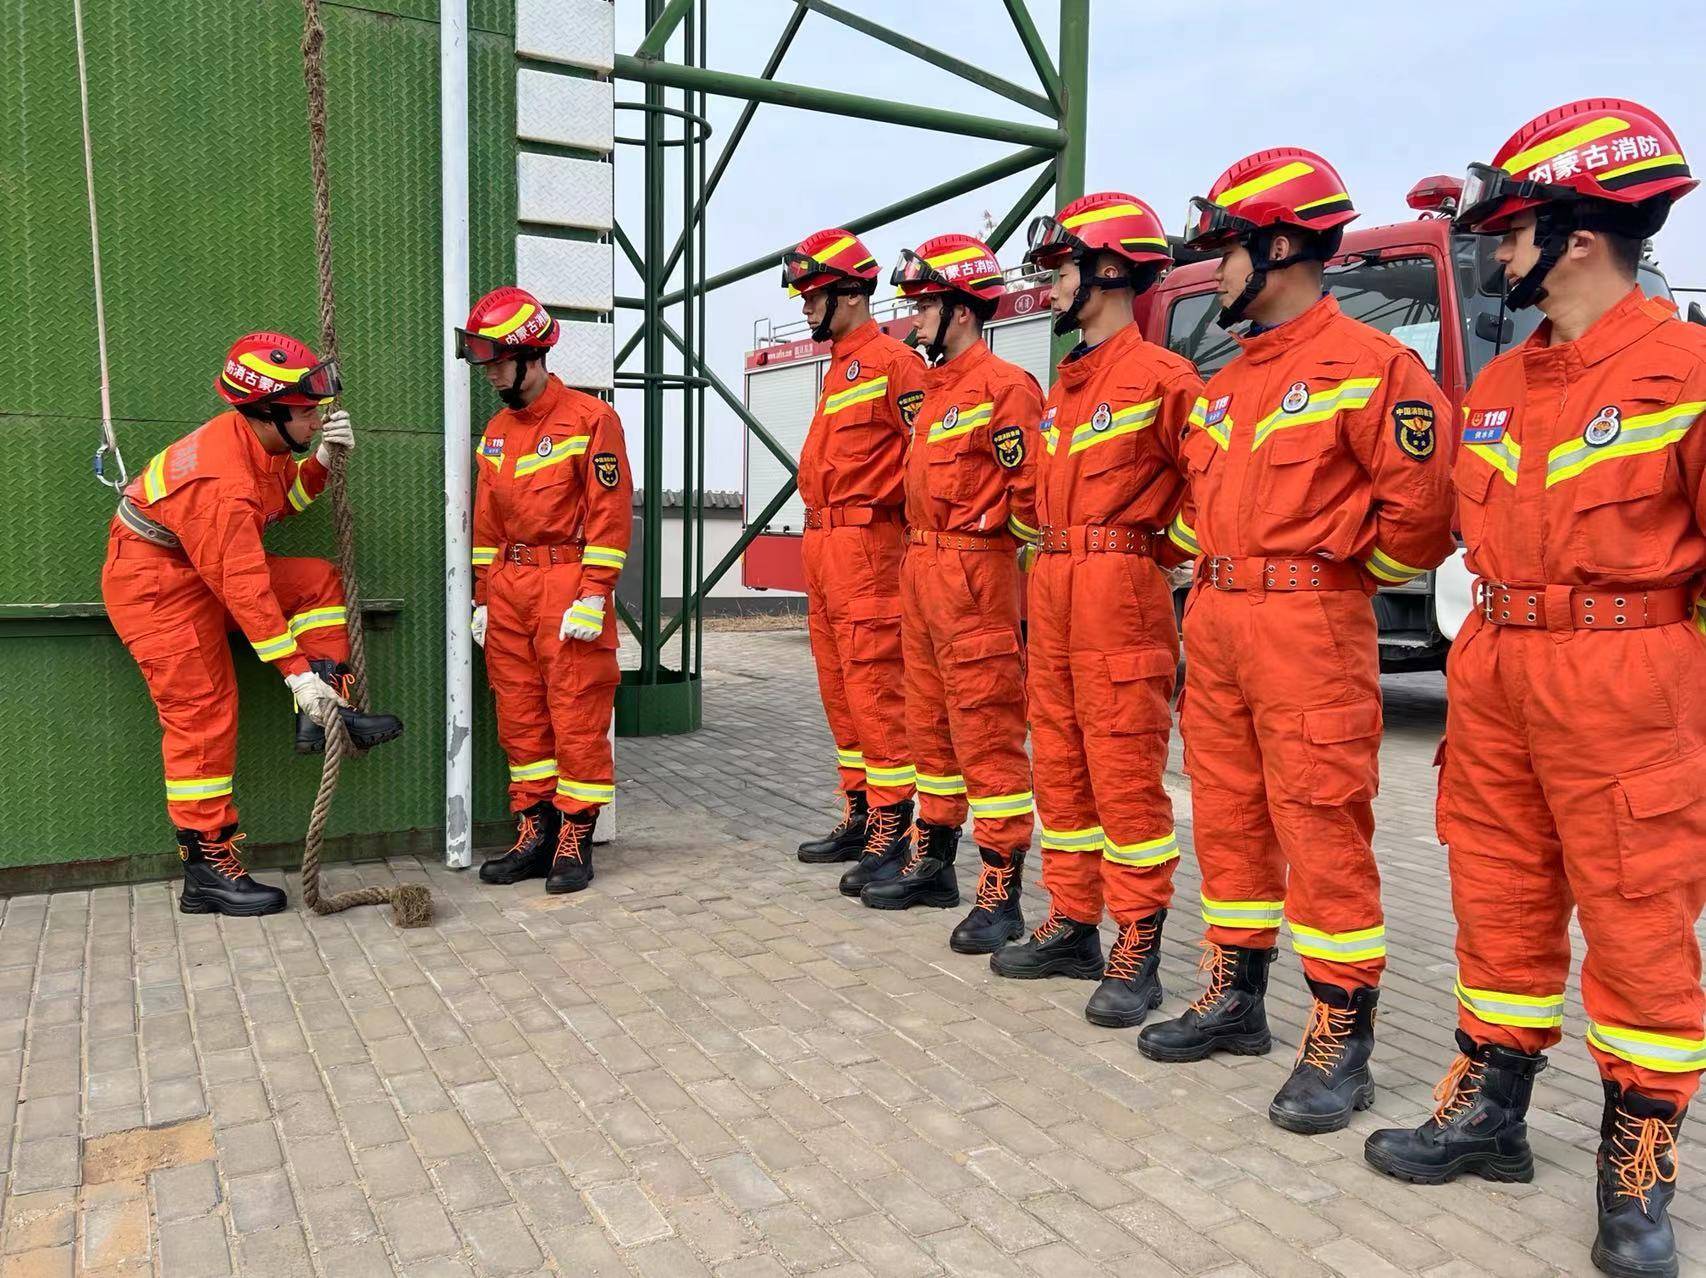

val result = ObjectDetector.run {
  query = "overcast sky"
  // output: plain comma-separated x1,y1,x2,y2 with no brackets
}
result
610,1,1706,492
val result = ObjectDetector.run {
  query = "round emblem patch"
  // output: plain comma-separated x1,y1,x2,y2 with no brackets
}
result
846,359,860,381
1584,405,1622,447
1282,381,1310,414
943,404,960,430
1091,402,1113,433
537,437,553,458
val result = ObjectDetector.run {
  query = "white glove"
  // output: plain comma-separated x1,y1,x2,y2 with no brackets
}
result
286,669,349,727
315,410,354,466
471,605,488,648
559,595,605,642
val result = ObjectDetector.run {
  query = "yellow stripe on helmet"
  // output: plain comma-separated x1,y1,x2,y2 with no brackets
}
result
1218,160,1316,209
1503,116,1629,177
478,302,537,340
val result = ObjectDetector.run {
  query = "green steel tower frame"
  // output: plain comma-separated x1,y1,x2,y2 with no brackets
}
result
609,0,1089,735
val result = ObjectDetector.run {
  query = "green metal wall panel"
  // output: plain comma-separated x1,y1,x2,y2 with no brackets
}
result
0,0,525,873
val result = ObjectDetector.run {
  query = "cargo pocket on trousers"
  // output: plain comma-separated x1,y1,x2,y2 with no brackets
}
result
131,623,220,712
846,598,903,664
1100,647,1176,735
1299,700,1382,805
1612,748,1706,897
1432,738,1451,845
946,628,1024,708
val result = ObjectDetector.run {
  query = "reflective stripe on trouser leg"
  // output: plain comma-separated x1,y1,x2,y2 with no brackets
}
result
1101,829,1179,921
1200,896,1284,932
1287,919,1387,965
1454,980,1565,1030
1586,1024,1706,1073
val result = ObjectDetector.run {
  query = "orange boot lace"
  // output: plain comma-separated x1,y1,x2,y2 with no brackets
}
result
826,795,861,839
1296,998,1357,1074
973,859,1017,913
861,806,903,859
554,816,586,866
199,832,250,879
1104,916,1159,983
1428,1052,1484,1124
896,825,929,875
1027,909,1070,946
508,810,540,854
1608,1111,1679,1211
1188,942,1236,1014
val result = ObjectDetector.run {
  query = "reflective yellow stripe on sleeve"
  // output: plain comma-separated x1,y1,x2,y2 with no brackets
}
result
1365,547,1424,584
472,546,498,567
287,471,314,512
252,631,300,663
1167,514,1199,556
1006,515,1039,545
583,544,628,570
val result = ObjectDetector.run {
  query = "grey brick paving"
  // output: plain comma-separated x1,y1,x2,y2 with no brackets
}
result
2,626,1704,1274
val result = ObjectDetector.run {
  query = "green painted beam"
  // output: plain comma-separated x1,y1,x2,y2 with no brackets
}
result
663,144,1057,306
612,56,1067,151
988,162,1056,254
658,319,795,475
634,0,695,60
795,0,1054,117
657,3,809,290
1051,0,1090,366
657,477,798,647
1003,0,1063,110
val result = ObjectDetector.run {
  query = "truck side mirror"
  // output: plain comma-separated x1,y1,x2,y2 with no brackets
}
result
1474,312,1513,344
1688,301,1706,328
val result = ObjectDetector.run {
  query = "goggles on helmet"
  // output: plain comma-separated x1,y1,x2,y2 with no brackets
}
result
284,358,342,402
1024,214,1087,267
1184,196,1258,250
890,248,954,292
781,250,854,292
1455,161,1583,232
455,329,527,366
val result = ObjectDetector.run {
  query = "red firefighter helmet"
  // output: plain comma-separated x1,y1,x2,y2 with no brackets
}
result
215,332,340,409
455,287,558,365
1025,191,1172,271
781,229,880,296
1186,147,1358,250
891,234,1005,304
1456,98,1696,234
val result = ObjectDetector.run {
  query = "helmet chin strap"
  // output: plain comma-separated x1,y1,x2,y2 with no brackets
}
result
1053,253,1143,336
924,296,958,367
1504,207,1573,311
1217,228,1314,331
811,289,840,343
498,350,543,409
256,401,313,454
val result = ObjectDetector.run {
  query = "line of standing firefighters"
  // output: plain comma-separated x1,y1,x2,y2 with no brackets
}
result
785,98,1706,1278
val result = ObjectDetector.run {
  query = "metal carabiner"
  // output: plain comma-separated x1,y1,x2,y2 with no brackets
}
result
93,441,129,491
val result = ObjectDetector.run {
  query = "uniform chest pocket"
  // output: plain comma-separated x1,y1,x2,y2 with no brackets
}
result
1256,425,1339,515
1452,449,1499,552
1564,428,1674,577
825,400,884,468
926,434,980,502
1181,426,1221,479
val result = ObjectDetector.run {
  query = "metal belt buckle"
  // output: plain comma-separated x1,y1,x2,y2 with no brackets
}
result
1478,579,1497,621
1206,556,1233,590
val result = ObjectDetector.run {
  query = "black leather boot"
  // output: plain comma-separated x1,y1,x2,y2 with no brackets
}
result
294,659,405,754
479,801,559,884
1592,1082,1683,1278
949,849,1025,954
798,790,869,863
1364,1030,1545,1184
1138,944,1273,1062
1084,910,1166,1029
861,821,959,910
1268,979,1378,1134
545,809,597,894
177,826,286,917
838,800,913,897
989,910,1104,980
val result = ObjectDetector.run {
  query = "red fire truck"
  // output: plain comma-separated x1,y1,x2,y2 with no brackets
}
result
742,179,1679,669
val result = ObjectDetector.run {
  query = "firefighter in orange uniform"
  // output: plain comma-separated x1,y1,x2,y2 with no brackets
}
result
857,235,1040,944
101,332,404,917
1364,100,1704,1278
989,193,1204,1030
1136,150,1455,1136
459,288,632,895
783,230,925,886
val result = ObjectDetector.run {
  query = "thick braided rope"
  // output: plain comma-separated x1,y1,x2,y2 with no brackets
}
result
298,0,430,927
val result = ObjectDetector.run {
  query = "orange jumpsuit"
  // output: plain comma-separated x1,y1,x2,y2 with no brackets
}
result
101,412,344,833
1030,324,1202,925
799,320,925,807
901,340,1040,853
1441,288,1706,1108
473,375,632,816
1169,295,1454,990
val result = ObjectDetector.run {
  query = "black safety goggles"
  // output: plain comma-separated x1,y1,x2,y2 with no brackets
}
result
1183,196,1256,250
1454,162,1580,233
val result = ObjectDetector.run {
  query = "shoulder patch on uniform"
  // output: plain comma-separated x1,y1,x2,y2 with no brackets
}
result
992,425,1025,469
897,389,924,428
1392,400,1436,460
593,452,620,489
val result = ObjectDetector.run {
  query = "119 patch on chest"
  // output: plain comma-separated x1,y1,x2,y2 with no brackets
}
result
1392,400,1436,460
593,452,620,488
992,425,1025,468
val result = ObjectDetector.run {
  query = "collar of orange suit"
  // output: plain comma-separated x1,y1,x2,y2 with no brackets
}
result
830,319,882,360
921,338,992,390
1521,285,1672,370
1057,323,1146,389
1234,293,1341,364
506,372,567,425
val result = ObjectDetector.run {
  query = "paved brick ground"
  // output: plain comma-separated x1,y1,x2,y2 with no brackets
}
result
2,626,1703,1276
